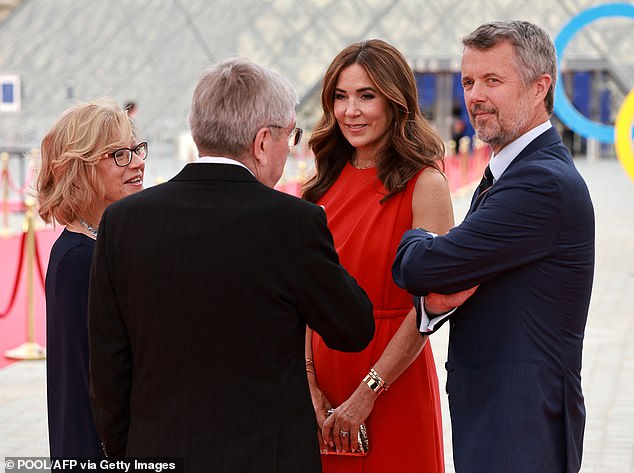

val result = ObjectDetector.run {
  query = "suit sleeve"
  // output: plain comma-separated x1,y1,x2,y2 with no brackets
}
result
296,206,374,352
393,162,562,295
87,207,132,458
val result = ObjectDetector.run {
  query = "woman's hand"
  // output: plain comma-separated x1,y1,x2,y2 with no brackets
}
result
307,378,332,452
321,383,376,453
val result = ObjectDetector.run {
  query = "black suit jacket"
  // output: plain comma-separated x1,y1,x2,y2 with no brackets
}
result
393,127,594,473
88,163,374,472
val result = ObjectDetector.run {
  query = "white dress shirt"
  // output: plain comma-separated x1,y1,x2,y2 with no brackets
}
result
194,156,254,176
489,120,552,183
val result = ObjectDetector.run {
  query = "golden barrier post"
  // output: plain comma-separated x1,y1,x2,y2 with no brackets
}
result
5,198,46,360
28,148,41,230
30,147,40,189
1,152,10,238
297,160,307,184
447,140,457,158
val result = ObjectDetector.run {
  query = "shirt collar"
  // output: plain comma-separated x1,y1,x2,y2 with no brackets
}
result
195,156,255,176
489,120,551,182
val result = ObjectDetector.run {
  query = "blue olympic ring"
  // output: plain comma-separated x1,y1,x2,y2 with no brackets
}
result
554,3,634,143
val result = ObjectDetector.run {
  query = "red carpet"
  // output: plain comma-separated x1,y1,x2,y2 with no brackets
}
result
0,227,61,369
444,144,491,193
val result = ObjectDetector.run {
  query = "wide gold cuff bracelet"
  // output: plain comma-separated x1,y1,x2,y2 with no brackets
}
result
363,368,389,396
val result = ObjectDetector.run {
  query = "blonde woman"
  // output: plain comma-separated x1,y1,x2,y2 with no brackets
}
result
37,98,146,457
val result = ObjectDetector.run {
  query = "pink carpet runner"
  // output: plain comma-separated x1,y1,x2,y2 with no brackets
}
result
0,228,60,369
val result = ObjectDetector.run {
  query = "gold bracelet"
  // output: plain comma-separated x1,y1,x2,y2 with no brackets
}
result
363,368,389,396
305,358,316,376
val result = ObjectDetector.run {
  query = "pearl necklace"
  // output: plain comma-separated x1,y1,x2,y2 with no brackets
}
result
79,220,98,238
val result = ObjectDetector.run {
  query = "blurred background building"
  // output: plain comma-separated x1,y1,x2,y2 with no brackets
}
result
0,0,633,163
1,5,633,470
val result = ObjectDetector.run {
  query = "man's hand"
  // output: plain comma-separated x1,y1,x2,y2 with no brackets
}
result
424,286,479,316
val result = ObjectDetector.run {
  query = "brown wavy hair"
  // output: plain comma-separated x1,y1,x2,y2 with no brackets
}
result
302,39,445,203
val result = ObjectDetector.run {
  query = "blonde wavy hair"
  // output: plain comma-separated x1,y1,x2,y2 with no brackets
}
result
37,98,136,225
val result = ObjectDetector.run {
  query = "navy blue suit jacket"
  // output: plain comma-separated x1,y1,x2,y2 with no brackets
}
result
393,127,594,473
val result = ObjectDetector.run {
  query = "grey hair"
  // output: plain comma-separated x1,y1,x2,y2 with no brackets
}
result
462,20,557,114
189,58,298,156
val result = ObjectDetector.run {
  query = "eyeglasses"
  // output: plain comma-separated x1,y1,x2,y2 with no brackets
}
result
108,141,148,167
268,126,303,147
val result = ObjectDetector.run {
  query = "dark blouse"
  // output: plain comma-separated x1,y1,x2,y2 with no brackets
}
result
46,229,103,457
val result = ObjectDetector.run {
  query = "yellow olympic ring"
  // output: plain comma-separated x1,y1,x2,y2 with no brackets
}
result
614,89,634,183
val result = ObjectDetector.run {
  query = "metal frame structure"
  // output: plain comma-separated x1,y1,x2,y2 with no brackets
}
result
0,0,632,151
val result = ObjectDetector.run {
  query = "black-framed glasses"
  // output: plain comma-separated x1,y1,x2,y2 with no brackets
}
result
268,126,303,147
108,141,148,167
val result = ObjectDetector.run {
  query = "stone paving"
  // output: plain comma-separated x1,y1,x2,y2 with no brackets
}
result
0,156,632,472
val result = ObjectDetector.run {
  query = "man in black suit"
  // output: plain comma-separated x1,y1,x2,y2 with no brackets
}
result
392,21,594,473
88,58,374,472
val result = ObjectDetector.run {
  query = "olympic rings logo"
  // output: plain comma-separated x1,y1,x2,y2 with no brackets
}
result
553,3,634,182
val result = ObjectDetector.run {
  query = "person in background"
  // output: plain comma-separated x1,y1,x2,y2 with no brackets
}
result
37,98,146,457
123,101,137,120
302,39,453,472
393,21,595,473
88,58,374,472
450,104,467,145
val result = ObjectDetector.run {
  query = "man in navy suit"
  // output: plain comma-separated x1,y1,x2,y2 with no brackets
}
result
88,58,374,472
392,21,594,473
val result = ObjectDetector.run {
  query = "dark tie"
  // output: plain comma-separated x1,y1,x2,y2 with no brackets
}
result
476,165,494,199
469,165,493,212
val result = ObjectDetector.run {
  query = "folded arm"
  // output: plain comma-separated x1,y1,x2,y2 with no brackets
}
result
393,164,562,295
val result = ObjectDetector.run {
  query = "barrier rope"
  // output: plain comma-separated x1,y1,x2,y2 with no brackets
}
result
0,151,38,201
32,229,47,288
3,199,47,360
0,231,27,318
5,162,35,194
0,195,47,319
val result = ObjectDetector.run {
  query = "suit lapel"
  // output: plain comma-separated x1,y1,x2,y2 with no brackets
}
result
467,126,562,215
507,126,562,168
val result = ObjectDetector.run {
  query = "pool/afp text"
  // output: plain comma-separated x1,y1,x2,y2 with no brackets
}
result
4,457,183,472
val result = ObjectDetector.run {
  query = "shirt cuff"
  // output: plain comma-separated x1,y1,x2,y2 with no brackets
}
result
417,296,457,333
